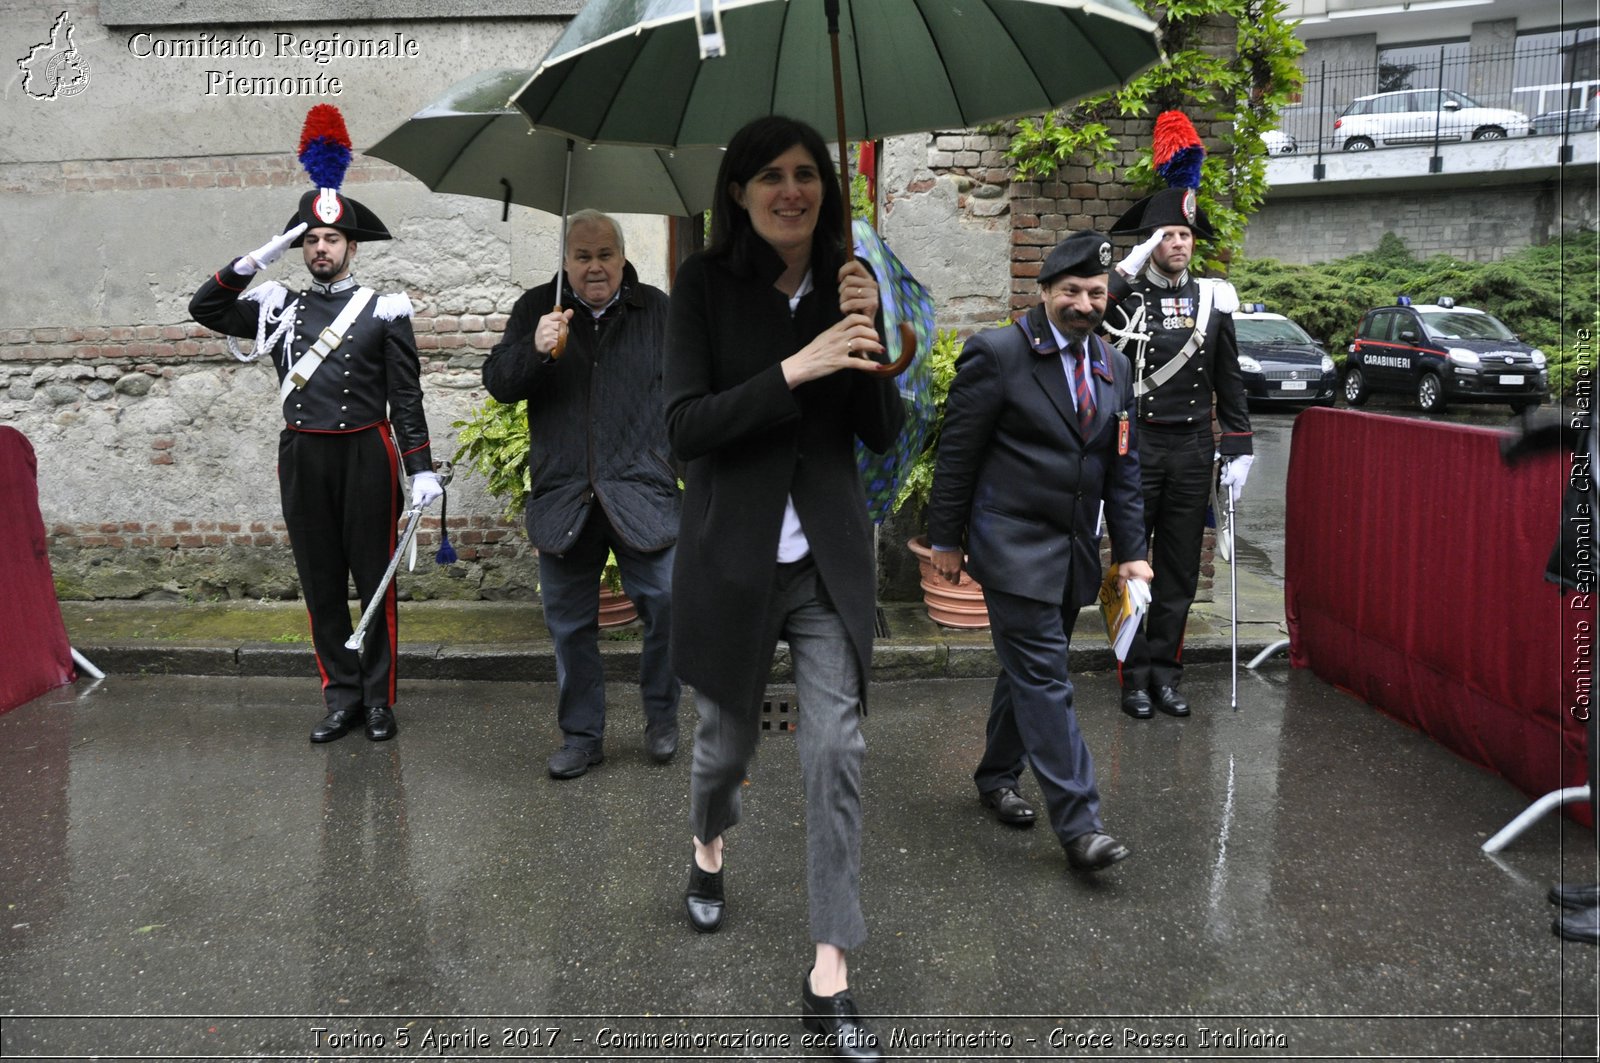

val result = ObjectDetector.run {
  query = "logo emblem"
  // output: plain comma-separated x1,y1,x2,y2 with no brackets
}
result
18,12,90,100
1098,242,1112,267
1181,189,1197,225
313,189,345,225
1504,356,1514,365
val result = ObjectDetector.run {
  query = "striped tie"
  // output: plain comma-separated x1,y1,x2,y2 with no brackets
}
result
1073,341,1096,433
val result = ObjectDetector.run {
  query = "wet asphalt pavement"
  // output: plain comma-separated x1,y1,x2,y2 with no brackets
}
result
3,664,1596,1060
5,401,1596,1060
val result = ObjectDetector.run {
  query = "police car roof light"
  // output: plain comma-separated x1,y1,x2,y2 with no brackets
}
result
1396,295,1412,306
1436,296,1455,309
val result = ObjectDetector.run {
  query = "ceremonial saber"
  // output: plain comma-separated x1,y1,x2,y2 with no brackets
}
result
1227,484,1239,711
346,464,452,652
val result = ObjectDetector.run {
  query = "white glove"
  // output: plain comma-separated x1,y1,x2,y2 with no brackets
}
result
1116,228,1165,278
235,222,309,276
410,471,443,509
1219,454,1255,503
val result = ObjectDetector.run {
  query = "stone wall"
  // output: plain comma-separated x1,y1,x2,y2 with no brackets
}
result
1244,178,1596,263
0,3,671,602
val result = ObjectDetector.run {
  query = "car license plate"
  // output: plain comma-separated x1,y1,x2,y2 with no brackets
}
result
1498,374,1524,385
1279,380,1308,391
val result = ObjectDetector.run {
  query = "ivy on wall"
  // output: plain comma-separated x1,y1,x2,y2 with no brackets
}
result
1006,0,1305,263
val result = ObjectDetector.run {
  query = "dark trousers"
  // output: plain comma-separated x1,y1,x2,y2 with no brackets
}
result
538,506,679,752
976,584,1102,844
278,426,399,715
1123,423,1214,692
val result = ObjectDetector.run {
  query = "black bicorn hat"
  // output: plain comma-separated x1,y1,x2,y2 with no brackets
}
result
1039,229,1114,285
285,189,392,246
1109,186,1214,240
286,104,392,246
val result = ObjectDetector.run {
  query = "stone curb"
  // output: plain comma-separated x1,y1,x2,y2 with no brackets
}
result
73,632,1287,683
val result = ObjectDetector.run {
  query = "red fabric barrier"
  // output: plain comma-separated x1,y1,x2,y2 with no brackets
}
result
0,427,75,713
1285,408,1590,821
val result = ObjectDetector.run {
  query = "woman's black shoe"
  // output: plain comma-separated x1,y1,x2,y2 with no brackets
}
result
800,972,884,1061
685,864,724,933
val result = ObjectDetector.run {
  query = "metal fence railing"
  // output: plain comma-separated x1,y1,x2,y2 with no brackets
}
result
1269,42,1598,160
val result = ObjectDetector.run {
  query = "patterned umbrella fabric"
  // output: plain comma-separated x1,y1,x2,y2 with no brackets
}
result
852,219,936,525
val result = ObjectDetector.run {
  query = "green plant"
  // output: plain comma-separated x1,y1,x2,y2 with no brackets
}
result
1005,0,1305,265
892,326,970,517
601,550,624,594
454,398,640,595
452,397,530,522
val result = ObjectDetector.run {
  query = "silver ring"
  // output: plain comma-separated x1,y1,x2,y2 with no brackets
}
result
848,338,855,352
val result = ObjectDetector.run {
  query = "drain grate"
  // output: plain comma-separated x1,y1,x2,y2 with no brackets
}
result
874,605,891,639
760,697,796,733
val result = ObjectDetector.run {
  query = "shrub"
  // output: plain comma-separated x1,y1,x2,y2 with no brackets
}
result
1229,233,1598,394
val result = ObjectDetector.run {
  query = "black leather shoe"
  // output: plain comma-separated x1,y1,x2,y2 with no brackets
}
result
1153,685,1190,717
547,745,605,779
685,863,724,933
800,972,883,1061
646,721,680,764
1549,882,1600,910
364,705,397,742
1121,689,1153,719
1553,905,1600,944
979,786,1037,828
310,708,362,744
1064,831,1131,872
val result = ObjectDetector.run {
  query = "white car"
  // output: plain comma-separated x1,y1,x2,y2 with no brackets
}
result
1262,129,1297,155
1334,89,1531,151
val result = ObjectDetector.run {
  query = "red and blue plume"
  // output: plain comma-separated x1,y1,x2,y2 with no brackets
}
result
1152,110,1204,191
297,104,352,190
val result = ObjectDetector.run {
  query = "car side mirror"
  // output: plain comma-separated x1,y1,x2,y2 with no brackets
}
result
1398,329,1418,342
1442,100,1461,111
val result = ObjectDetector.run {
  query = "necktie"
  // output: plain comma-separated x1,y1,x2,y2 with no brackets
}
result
1073,341,1096,433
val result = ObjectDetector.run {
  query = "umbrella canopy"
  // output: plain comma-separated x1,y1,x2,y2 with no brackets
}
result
512,0,1162,147
367,67,724,217
851,220,937,524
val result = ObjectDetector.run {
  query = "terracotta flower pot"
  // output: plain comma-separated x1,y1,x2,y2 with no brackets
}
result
597,586,639,628
906,536,990,630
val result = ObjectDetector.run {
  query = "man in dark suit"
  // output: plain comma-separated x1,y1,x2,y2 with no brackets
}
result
925,230,1152,873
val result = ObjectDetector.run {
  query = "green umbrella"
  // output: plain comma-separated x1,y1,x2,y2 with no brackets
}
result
512,0,1160,374
366,67,724,221
367,67,725,354
512,0,1161,148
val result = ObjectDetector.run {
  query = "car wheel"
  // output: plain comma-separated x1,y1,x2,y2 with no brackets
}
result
1472,126,1507,141
1342,367,1369,406
1342,136,1375,151
1416,372,1447,413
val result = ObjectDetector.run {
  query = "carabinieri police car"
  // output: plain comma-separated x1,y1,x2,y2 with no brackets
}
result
1343,296,1548,413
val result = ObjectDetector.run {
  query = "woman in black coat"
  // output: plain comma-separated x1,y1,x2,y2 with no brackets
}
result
664,115,903,1057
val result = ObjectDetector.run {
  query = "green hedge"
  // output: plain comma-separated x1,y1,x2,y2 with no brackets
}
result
1229,232,1598,395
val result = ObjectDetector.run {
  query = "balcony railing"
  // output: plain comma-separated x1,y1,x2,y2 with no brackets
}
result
1271,42,1598,162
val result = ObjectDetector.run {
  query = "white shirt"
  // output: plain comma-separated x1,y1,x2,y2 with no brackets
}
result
776,270,815,563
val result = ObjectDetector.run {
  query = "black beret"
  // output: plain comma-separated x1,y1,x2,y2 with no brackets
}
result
1110,186,1214,239
1039,230,1114,285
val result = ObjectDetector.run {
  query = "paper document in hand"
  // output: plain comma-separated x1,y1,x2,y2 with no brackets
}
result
1098,569,1149,661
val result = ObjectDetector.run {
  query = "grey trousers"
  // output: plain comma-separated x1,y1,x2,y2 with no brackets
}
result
688,557,868,950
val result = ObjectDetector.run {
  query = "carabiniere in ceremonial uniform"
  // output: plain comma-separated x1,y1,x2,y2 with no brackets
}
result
189,105,440,744
1102,184,1253,720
